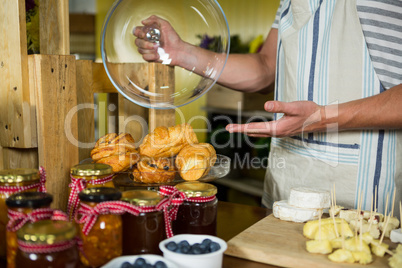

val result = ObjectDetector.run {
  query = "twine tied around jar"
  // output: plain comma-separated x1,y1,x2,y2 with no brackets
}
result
67,174,114,220
0,166,47,194
7,208,69,232
75,199,178,237
158,185,217,232
17,239,76,254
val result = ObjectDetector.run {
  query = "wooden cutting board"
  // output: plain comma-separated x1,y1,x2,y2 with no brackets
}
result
225,214,395,268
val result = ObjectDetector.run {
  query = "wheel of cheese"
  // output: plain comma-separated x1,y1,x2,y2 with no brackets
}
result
273,200,323,223
288,187,331,209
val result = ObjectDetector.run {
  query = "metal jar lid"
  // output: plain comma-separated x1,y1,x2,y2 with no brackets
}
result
0,168,40,184
70,163,113,176
6,192,53,208
121,190,164,206
78,187,122,203
175,182,217,198
17,220,76,244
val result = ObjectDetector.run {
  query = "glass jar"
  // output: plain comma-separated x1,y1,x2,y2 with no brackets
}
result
172,182,218,236
121,190,166,255
15,220,79,268
0,168,43,259
68,163,114,219
6,192,53,268
77,187,122,267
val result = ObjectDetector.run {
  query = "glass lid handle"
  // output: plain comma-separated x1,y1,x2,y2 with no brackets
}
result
143,24,160,43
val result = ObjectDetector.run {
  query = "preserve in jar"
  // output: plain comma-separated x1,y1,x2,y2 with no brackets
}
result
77,187,122,267
15,220,79,268
0,168,45,259
6,192,53,268
68,163,114,219
121,190,166,255
172,182,218,236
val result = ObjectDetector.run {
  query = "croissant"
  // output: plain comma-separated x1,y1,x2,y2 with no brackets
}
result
175,143,217,181
91,133,139,173
132,157,176,184
139,123,199,158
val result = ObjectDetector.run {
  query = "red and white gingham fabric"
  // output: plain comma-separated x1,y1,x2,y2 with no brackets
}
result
67,174,114,220
158,185,216,222
0,166,47,195
18,239,75,254
7,208,69,232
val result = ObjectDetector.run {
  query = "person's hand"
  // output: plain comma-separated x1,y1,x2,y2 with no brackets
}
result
133,15,184,66
226,101,325,137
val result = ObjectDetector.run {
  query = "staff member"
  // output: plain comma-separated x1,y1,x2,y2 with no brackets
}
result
134,0,402,215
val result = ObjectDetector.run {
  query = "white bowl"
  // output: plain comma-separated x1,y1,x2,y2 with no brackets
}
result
101,254,179,268
159,234,227,268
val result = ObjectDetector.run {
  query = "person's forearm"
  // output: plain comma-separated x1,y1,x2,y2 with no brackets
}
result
322,84,402,131
176,29,277,94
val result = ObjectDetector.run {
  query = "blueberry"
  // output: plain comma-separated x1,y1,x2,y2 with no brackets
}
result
166,241,178,252
209,242,221,252
179,244,191,254
121,261,133,268
178,240,190,248
154,261,168,268
201,238,212,247
190,244,203,255
199,243,208,253
133,258,147,267
145,264,153,268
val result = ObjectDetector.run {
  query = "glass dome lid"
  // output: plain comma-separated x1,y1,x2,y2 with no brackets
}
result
101,0,230,109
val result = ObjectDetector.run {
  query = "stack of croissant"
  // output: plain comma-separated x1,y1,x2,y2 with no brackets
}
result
91,123,217,183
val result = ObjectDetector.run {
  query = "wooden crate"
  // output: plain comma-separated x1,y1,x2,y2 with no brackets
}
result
0,0,175,210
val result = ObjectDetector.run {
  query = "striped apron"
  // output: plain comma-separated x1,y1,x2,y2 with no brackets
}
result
263,0,402,216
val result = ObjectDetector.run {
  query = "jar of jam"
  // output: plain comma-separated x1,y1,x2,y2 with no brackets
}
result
121,190,166,255
0,168,44,259
6,192,53,268
68,163,114,219
15,220,79,268
77,187,122,267
172,182,218,236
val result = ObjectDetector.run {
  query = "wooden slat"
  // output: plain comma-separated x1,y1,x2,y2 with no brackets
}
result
32,54,79,210
92,62,117,94
116,63,148,145
39,0,70,55
76,60,95,161
148,63,176,132
0,146,3,170
0,0,36,148
1,148,38,170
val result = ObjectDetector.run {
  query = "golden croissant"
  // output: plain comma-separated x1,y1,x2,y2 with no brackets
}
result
175,143,217,181
139,123,198,158
91,133,139,173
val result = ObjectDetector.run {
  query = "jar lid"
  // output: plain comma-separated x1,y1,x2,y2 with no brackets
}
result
121,190,164,206
175,182,217,197
6,192,53,208
70,163,113,176
78,187,122,203
0,168,39,183
17,220,76,244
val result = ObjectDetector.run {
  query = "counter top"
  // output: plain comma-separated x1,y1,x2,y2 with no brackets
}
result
218,201,276,268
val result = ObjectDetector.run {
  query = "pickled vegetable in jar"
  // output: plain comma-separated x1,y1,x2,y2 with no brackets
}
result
6,192,53,268
15,220,79,268
121,190,167,255
0,168,46,259
68,163,114,219
172,182,218,236
76,187,122,267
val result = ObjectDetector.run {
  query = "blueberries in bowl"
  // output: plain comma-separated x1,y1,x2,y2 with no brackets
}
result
120,258,168,268
165,239,221,255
